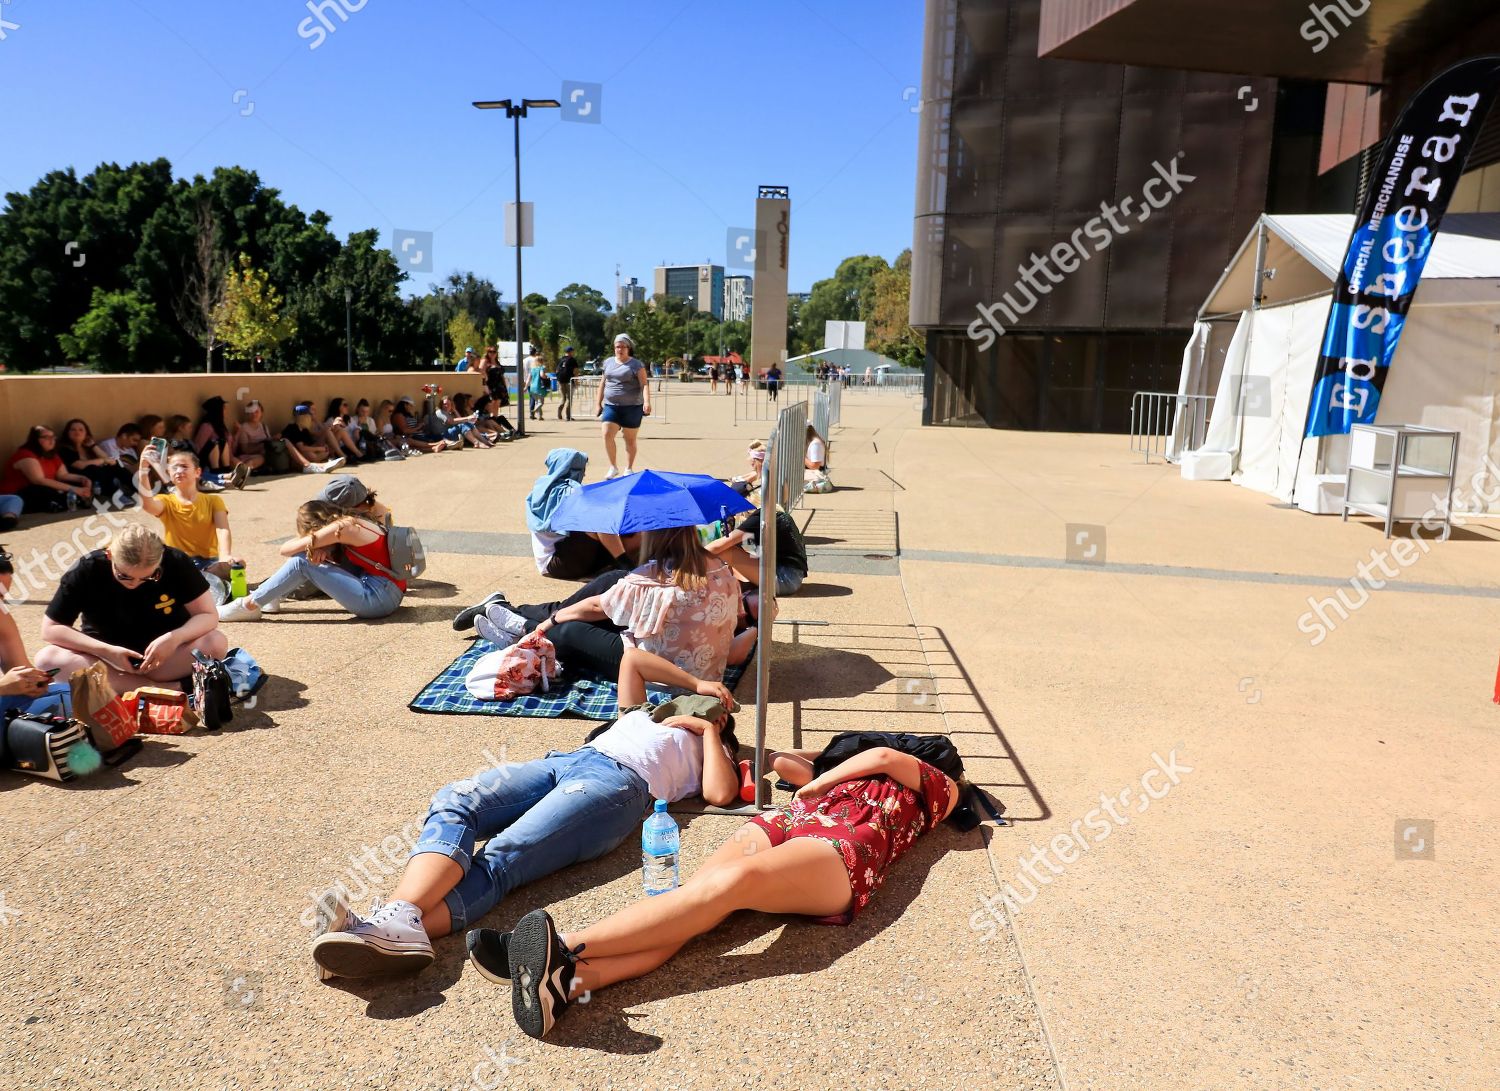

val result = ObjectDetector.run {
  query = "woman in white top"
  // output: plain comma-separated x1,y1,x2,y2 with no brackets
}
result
307,646,738,981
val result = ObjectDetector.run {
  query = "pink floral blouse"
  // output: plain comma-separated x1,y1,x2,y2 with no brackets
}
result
599,561,740,681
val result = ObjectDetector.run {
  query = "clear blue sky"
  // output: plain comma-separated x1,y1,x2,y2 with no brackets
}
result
0,0,924,300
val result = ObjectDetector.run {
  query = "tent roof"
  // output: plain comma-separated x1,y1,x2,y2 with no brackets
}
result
1200,213,1500,318
784,347,907,371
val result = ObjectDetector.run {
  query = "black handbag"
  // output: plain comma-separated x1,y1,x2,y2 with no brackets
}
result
1,711,96,782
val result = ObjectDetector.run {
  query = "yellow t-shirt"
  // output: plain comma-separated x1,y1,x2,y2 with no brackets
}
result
157,492,227,560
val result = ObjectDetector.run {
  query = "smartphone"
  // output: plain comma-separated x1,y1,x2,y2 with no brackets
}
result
44,667,61,678
149,436,169,462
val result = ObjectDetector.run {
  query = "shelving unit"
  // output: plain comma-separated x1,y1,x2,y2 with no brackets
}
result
1341,424,1458,538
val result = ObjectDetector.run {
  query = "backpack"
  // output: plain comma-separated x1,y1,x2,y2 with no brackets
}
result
464,630,559,700
811,731,1004,832
361,514,426,582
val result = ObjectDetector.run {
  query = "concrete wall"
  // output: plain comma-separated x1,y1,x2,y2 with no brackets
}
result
0,371,486,452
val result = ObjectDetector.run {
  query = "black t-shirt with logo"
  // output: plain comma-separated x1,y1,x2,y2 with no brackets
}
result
45,548,210,652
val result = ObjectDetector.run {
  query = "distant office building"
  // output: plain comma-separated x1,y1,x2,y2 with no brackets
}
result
789,291,811,304
725,275,753,322
653,264,725,319
617,276,647,310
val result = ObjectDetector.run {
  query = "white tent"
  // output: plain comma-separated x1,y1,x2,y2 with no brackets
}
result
1175,213,1500,512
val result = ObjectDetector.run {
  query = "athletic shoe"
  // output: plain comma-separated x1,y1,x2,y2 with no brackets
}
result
604,466,621,480
453,591,510,632
310,889,366,983
478,602,528,641
190,650,232,731
383,449,406,461
228,463,251,490
465,928,512,985
311,899,433,978
218,597,263,622
475,613,522,650
199,479,226,493
257,598,281,614
508,910,581,1039
323,457,347,472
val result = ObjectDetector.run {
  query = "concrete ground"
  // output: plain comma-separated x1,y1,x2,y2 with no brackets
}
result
2,384,1496,1090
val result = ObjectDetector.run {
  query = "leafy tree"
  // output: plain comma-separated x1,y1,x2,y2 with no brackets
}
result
867,249,924,366
172,199,228,371
446,313,484,364
58,288,175,372
553,282,611,314
215,255,297,366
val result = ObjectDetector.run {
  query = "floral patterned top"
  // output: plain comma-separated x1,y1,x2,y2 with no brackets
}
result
752,760,955,924
600,561,739,681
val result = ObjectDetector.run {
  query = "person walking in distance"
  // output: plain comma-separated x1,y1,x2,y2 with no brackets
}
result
556,346,578,422
596,333,651,479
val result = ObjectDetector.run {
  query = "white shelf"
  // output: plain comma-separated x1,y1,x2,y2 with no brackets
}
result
1342,424,1458,538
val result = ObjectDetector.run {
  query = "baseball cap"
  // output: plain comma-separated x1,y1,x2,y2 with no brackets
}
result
317,475,369,508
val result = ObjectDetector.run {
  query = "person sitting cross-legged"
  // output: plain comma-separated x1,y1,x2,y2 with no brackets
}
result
307,647,740,981
33,525,228,694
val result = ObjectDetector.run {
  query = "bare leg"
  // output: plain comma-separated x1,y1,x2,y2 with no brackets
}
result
141,629,229,686
622,427,640,471
389,852,462,938
770,751,817,786
34,645,143,695
601,423,620,470
561,831,849,962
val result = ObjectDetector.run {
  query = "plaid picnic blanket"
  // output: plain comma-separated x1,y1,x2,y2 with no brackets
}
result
409,640,750,720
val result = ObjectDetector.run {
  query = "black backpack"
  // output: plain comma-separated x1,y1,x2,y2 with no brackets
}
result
812,731,1004,832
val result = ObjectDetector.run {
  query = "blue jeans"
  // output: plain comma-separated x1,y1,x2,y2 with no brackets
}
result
0,681,72,717
413,747,651,931
0,495,22,520
250,556,402,618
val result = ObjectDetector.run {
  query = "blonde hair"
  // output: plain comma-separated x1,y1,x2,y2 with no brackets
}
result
638,526,711,591
110,524,164,568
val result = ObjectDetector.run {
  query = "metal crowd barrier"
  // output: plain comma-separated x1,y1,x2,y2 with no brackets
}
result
1130,391,1214,464
733,377,814,425
562,374,668,423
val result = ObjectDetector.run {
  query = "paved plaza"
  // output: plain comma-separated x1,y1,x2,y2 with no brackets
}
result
3,385,1497,1090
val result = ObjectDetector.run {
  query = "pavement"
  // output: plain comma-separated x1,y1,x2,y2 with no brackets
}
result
2,384,1497,1090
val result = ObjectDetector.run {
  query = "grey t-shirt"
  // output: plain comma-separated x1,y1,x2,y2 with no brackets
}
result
603,357,646,406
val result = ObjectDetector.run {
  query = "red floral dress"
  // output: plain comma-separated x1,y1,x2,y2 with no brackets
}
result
750,760,954,925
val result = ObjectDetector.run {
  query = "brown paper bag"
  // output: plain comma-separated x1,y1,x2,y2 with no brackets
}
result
68,661,139,750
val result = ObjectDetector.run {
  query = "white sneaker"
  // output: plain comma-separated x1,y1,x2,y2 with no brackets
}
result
311,899,434,979
604,466,620,480
475,613,522,650
309,889,365,983
218,597,263,622
476,603,529,648
258,598,281,614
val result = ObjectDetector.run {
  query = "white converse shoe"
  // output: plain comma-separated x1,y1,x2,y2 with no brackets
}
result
309,889,366,983
311,899,433,979
217,597,263,622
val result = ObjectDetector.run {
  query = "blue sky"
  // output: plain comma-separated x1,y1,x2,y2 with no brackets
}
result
0,0,924,300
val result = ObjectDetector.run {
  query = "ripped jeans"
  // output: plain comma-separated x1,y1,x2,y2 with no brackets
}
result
412,747,651,931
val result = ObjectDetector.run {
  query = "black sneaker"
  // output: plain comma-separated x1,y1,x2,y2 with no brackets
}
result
465,928,511,985
452,591,510,632
508,910,580,1039
190,651,233,731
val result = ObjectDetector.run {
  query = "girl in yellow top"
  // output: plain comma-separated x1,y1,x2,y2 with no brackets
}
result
135,449,243,581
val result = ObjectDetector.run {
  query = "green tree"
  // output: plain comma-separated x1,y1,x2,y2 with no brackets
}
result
446,312,484,364
215,255,297,366
867,249,924,366
58,288,175,372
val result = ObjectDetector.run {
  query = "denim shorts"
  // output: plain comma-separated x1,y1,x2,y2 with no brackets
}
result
601,403,645,429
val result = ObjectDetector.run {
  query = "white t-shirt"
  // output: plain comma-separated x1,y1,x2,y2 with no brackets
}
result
531,529,564,573
807,438,825,465
589,708,711,801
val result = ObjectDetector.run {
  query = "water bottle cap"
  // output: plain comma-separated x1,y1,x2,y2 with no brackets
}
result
653,799,667,812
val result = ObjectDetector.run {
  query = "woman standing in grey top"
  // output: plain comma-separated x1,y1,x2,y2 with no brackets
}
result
596,333,652,478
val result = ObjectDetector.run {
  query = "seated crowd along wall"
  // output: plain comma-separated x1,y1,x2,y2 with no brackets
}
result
0,372,486,453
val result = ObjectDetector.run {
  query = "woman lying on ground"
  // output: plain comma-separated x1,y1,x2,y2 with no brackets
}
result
705,502,809,597
34,524,227,693
525,448,637,580
0,425,94,514
218,499,404,622
58,418,135,507
477,742,960,1038
136,449,243,582
307,646,739,981
462,526,745,686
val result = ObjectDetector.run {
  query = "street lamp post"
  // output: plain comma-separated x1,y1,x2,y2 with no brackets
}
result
473,96,561,437
344,287,353,372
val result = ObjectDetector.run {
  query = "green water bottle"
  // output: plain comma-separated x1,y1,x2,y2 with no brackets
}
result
229,563,247,600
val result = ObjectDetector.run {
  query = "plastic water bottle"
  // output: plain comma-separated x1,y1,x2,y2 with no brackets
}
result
641,800,680,896
229,564,248,600
65,490,79,512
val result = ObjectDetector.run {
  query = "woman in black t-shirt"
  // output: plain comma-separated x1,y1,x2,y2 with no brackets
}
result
34,525,228,693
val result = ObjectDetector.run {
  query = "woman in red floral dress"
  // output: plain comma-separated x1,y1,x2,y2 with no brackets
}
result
482,747,959,1039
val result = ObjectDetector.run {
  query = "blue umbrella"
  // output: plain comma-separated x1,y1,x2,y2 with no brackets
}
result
549,469,756,534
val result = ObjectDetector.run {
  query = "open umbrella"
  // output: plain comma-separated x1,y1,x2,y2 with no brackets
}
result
549,469,755,535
